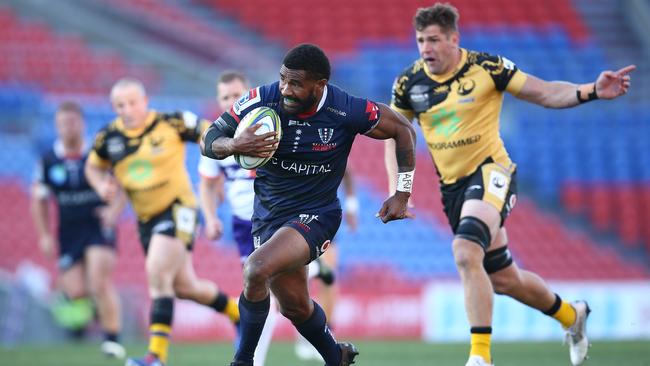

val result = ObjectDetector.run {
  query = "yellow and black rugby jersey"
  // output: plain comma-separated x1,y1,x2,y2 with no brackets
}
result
88,110,210,221
391,48,527,184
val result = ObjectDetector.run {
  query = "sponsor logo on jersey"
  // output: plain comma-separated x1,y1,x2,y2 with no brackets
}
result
48,164,67,185
269,158,332,175
428,134,481,150
127,159,154,182
107,137,125,158
467,184,483,192
430,107,461,137
312,143,337,152
233,87,261,116
182,111,198,129
152,220,175,234
318,240,331,256
288,119,311,127
505,193,517,214
326,106,347,117
487,170,508,200
457,79,476,96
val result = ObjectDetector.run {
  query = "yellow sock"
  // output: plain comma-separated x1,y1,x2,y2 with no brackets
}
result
225,298,240,323
470,333,492,364
553,301,577,329
149,323,171,363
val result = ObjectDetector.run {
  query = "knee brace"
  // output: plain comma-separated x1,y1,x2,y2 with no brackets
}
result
483,246,513,274
455,216,491,250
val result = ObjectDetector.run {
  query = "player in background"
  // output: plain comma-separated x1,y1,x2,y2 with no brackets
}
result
386,4,634,366
85,78,240,366
30,101,126,359
198,70,278,366
202,43,416,366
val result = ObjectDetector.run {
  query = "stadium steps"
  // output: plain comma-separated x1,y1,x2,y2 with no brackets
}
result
0,6,158,94
573,0,650,102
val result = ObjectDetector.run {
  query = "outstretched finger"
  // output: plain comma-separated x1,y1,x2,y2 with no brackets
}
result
404,210,416,219
616,65,636,76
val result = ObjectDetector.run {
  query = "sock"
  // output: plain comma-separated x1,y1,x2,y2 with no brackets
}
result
209,292,240,323
234,293,270,363
148,297,173,363
470,326,492,364
104,332,119,343
544,294,576,329
295,301,340,366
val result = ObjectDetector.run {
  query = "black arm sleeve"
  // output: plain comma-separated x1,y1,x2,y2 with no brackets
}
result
201,114,238,159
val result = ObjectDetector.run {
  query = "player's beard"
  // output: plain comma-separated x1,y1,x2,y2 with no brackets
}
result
280,93,317,115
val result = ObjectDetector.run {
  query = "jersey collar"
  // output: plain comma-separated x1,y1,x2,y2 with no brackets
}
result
423,48,467,83
116,110,157,137
54,139,87,159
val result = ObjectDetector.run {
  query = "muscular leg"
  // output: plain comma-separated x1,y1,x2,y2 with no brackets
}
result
234,227,311,364
173,255,239,323
143,234,186,364
57,263,92,335
60,263,87,300
454,199,502,364
316,245,338,320
85,246,121,339
488,228,555,310
487,228,576,328
271,255,342,366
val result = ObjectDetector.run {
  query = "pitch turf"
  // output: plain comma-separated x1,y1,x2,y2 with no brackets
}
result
0,340,647,365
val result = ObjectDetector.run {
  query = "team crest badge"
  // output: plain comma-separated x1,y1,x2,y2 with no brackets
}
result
318,128,334,144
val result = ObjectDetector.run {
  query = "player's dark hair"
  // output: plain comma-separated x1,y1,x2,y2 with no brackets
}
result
282,43,331,81
57,101,84,117
217,70,248,86
413,3,459,33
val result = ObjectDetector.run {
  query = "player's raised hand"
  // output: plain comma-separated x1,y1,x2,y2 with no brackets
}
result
233,124,279,158
376,191,415,223
595,65,635,99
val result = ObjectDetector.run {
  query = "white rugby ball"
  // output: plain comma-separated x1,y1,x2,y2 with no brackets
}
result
234,106,282,169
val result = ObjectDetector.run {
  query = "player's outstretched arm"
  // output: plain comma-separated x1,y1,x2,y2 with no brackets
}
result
198,174,224,240
515,65,635,108
366,103,417,223
85,161,119,203
201,112,277,160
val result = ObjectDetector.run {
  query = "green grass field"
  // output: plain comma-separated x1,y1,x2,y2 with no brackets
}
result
1,340,648,366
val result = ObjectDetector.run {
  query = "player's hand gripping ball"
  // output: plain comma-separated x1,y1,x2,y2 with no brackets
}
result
234,106,282,169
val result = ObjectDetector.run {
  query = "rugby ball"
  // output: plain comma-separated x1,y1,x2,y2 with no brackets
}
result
233,106,282,169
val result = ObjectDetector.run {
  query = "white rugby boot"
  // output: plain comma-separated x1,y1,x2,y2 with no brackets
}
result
565,300,591,365
465,355,493,366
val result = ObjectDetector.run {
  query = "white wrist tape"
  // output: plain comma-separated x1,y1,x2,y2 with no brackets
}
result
396,170,414,193
344,196,359,214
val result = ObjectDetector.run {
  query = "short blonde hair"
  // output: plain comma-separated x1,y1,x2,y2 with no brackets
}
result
110,77,147,100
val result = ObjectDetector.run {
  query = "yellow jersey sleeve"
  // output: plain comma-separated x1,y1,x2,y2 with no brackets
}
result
166,111,208,143
390,74,415,121
505,70,528,96
88,129,112,169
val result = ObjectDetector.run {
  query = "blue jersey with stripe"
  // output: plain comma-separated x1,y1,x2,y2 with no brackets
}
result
228,81,380,225
35,144,105,226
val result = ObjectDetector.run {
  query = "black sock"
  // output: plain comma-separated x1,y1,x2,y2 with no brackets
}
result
104,332,119,343
209,292,229,313
295,301,340,366
233,293,270,364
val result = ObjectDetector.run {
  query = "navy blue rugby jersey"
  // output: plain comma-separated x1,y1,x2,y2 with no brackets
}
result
227,81,380,223
34,142,105,225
